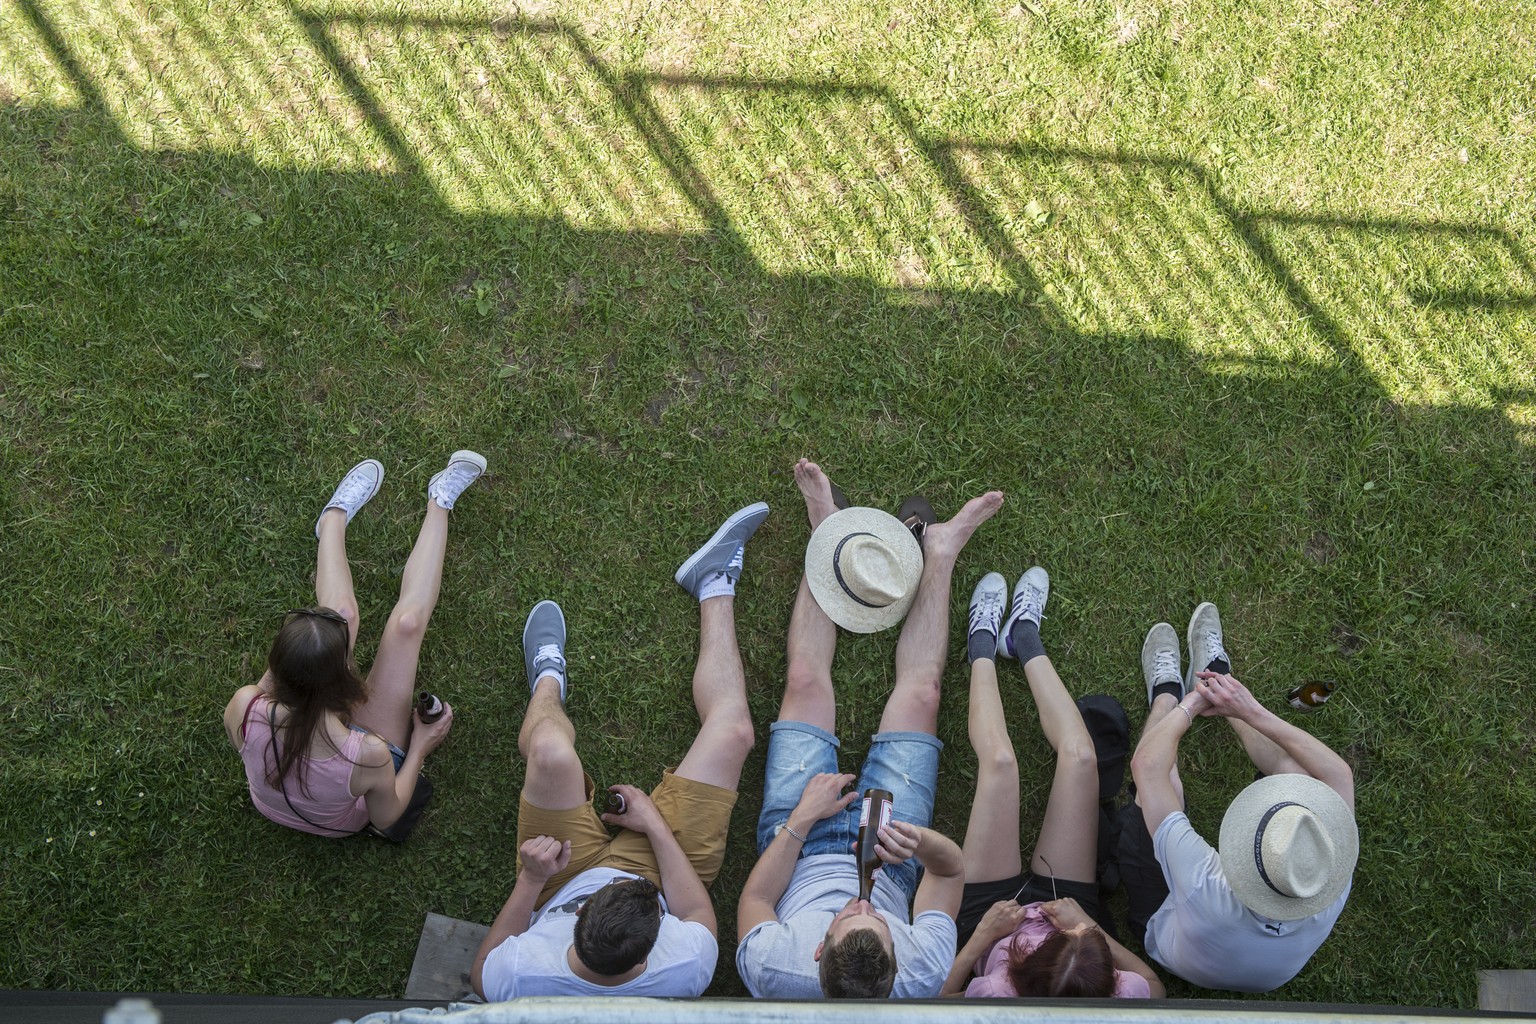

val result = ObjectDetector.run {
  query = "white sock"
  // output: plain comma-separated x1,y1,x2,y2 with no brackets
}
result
696,571,737,602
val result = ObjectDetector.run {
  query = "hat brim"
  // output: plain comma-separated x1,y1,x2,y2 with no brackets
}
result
804,507,924,634
1218,774,1358,921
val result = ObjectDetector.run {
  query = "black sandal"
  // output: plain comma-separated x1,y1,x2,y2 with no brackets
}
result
829,481,850,511
896,495,935,546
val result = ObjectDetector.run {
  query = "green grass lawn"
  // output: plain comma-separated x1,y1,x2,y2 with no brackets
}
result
3,0,1534,1007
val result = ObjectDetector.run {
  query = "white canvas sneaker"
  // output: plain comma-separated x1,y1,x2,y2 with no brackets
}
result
314,459,384,538
996,566,1049,659
1141,622,1182,706
427,450,487,510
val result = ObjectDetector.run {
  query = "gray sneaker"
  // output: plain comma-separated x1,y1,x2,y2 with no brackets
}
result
674,501,770,597
967,572,1007,652
1186,602,1231,692
428,450,487,510
1141,622,1182,706
522,600,568,700
315,459,384,538
996,566,1049,659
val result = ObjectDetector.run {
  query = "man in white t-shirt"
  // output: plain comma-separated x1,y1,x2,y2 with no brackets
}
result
1121,603,1359,993
471,502,770,998
735,460,1001,998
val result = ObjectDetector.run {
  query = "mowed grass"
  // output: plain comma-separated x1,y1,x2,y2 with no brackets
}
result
2,0,1535,1007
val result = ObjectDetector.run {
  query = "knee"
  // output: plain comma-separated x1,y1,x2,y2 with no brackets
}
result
1060,738,1098,781
524,724,579,774
900,674,943,721
982,743,1018,778
386,606,428,643
716,710,757,755
783,661,831,706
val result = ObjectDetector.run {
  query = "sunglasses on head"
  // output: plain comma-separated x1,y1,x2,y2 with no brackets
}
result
283,607,349,627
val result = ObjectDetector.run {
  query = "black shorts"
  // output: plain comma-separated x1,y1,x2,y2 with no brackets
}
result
956,872,1104,950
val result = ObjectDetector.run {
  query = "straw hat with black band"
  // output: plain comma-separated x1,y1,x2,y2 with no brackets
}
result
1218,773,1358,922
804,507,924,634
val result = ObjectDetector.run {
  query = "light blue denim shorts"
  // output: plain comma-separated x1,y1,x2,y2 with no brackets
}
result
754,720,942,900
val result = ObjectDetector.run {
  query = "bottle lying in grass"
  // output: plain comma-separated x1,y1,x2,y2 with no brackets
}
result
1287,679,1337,711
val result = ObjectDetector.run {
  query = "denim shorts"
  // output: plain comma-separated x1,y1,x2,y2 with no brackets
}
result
755,720,942,900
349,725,407,773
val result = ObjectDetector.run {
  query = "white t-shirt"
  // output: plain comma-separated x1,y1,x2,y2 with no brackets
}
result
480,867,717,999
1145,812,1351,993
735,853,958,998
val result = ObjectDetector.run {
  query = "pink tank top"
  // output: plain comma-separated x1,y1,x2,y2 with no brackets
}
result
239,694,371,836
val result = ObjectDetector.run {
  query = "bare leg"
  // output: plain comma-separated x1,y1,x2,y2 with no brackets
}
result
674,596,756,790
518,676,588,810
315,509,361,651
352,501,449,749
778,459,840,731
877,492,1003,735
961,657,1023,883
1023,654,1098,883
1229,717,1305,776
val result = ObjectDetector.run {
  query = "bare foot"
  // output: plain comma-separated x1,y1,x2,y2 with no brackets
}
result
923,491,1004,562
794,458,840,529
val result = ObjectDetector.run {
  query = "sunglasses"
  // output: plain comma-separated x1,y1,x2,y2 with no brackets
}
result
283,607,349,627
550,877,661,916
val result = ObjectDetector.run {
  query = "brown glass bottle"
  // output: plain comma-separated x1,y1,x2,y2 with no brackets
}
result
605,791,627,815
856,788,895,901
416,691,445,723
1287,679,1337,711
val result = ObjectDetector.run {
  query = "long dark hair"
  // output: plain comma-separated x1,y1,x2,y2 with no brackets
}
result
1006,926,1116,997
264,608,366,795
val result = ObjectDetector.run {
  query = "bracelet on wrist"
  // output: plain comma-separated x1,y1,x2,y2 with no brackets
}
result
1176,703,1194,723
782,823,807,844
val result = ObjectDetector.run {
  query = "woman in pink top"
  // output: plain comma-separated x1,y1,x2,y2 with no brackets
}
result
222,453,485,838
941,568,1163,998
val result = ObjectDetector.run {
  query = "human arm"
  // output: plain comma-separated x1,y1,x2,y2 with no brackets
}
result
939,900,1028,997
737,772,858,941
1194,672,1354,808
355,704,454,828
1128,688,1210,836
902,824,965,922
1041,899,1165,997
603,784,716,936
469,835,570,1000
223,685,263,748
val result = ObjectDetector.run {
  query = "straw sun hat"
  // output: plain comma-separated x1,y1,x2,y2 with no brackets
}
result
1218,773,1359,921
804,507,924,633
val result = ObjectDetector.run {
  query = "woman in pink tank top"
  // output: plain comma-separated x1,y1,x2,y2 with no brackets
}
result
222,452,488,838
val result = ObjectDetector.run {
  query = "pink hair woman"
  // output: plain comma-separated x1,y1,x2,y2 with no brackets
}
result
222,453,484,838
940,568,1164,998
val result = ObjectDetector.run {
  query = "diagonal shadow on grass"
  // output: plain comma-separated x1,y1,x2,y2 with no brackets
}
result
3,0,1535,1008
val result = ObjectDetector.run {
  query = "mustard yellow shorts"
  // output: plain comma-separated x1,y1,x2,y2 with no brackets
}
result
516,769,737,909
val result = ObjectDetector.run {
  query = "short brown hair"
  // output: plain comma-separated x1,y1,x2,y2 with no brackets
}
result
819,927,897,998
1007,927,1115,997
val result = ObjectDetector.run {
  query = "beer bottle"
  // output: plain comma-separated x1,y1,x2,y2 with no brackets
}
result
856,788,895,901
416,691,445,723
605,791,628,815
1287,679,1336,711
